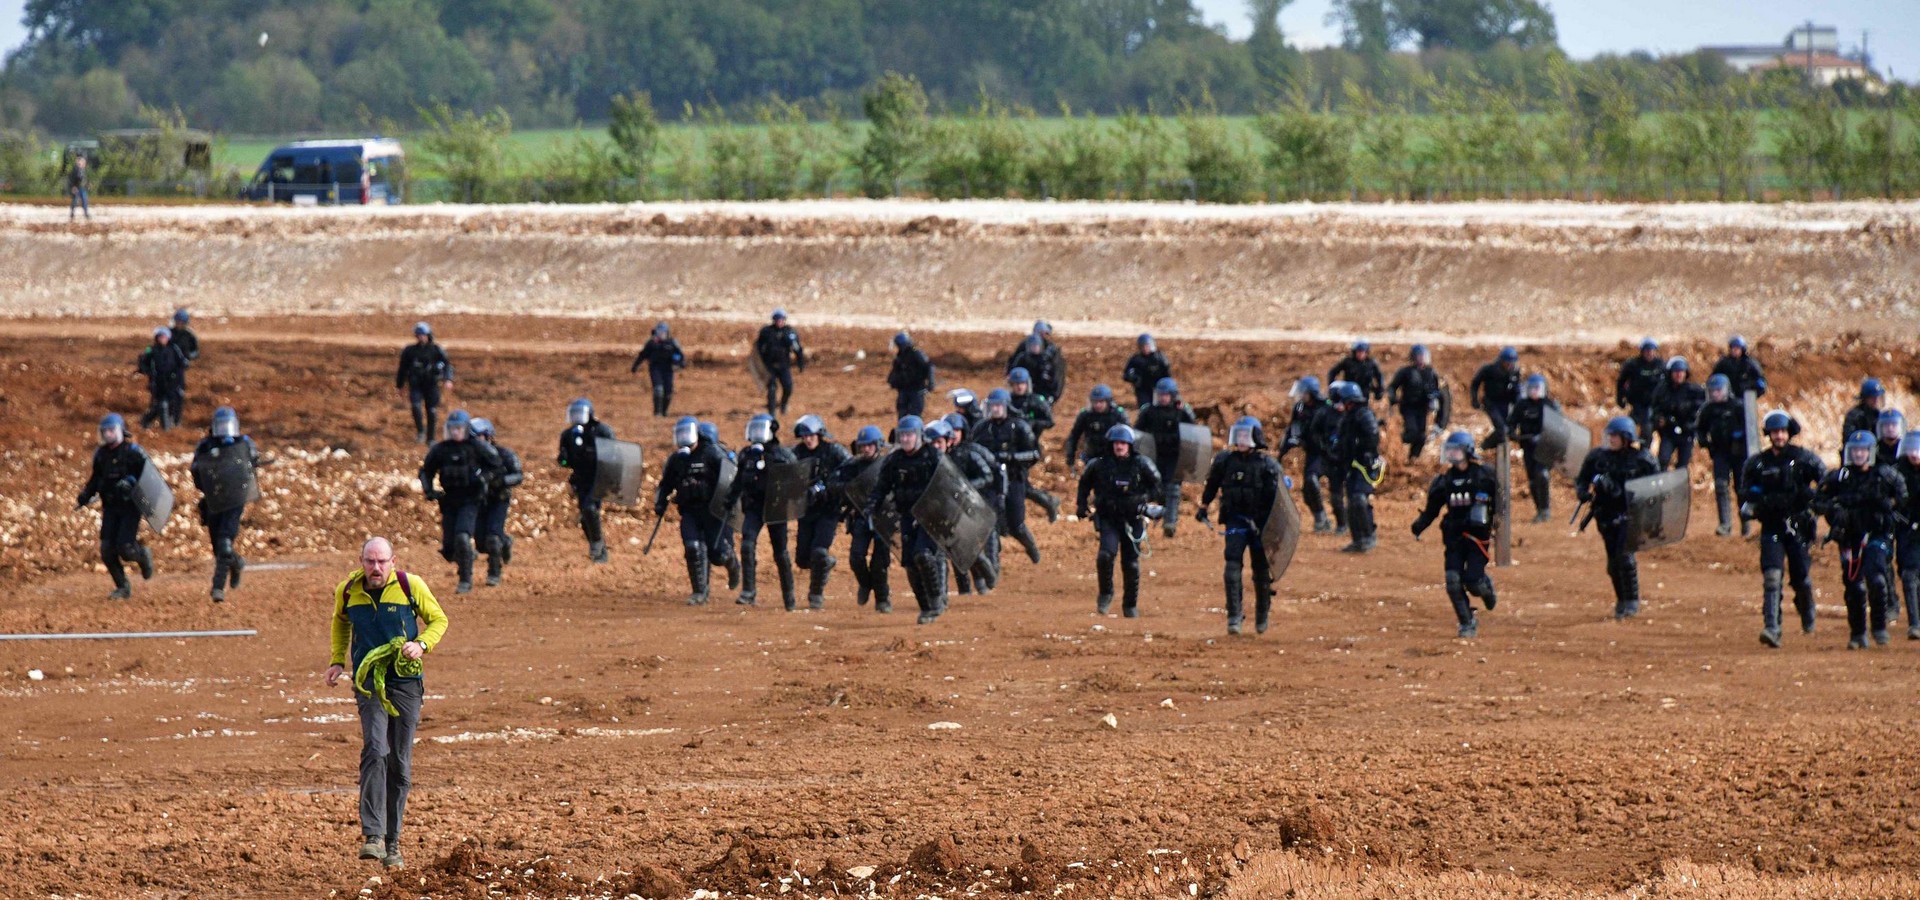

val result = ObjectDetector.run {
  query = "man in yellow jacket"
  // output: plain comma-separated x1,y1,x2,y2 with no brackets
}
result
326,537,448,871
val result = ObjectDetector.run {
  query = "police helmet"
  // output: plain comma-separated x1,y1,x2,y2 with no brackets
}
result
153,326,171,340
1008,367,1032,386
173,308,190,325
854,425,885,447
1705,374,1730,400
1761,410,1799,438
1024,333,1043,354
771,308,788,322
1666,356,1689,374
745,415,774,445
1498,346,1519,364
1604,416,1637,444
1442,430,1476,464
950,388,977,408
1860,377,1885,400
793,414,826,439
1336,381,1366,405
1846,430,1876,466
673,416,699,448
942,413,969,434
1351,339,1371,354
653,322,670,338
1033,320,1053,337
471,418,495,438
98,412,125,444
1524,373,1547,399
1090,384,1114,404
1877,409,1906,442
1137,333,1154,349
1639,337,1658,353
211,406,239,439
1154,377,1179,398
1900,430,1920,462
1411,344,1431,364
413,321,432,337
893,331,912,349
567,398,593,426
924,420,954,442
1290,376,1322,401
445,409,472,439
1228,416,1261,449
1106,424,1138,445
1728,335,1749,351
696,421,720,445
986,388,1012,414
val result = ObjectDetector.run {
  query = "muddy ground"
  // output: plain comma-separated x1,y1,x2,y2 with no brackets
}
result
3,204,1920,899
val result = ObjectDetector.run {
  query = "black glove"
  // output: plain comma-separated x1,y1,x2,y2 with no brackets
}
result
654,501,669,517
75,491,93,510
1410,521,1425,539
1194,507,1209,526
1593,474,1619,497
424,488,444,502
114,477,138,500
1076,506,1091,520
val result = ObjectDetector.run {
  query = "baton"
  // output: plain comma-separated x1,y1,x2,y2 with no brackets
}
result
642,511,665,556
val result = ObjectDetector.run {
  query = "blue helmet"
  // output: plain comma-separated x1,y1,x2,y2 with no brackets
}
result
1524,373,1547,398
1154,377,1178,397
1705,374,1730,397
445,409,472,437
413,321,431,337
950,388,977,408
1667,356,1689,374
854,425,885,447
1291,376,1322,401
1498,346,1519,364
896,415,924,437
98,412,126,443
1351,340,1371,354
211,406,239,439
793,414,826,438
1228,415,1262,449
1335,381,1365,404
153,326,172,341
172,308,190,325
1089,384,1114,403
567,397,593,426
1137,333,1154,349
696,421,720,445
1639,337,1658,353
1024,332,1044,354
1033,320,1053,337
986,388,1012,407
653,321,670,338
745,414,774,444
1008,367,1032,386
1761,410,1797,436
1411,344,1430,363
1877,409,1906,441
1106,424,1137,445
1728,335,1749,351
924,420,954,441
1845,430,1876,465
893,331,912,349
1900,430,1920,461
1860,378,1885,400
1442,430,1476,462
1604,416,1637,443
772,308,788,322
942,412,969,434
673,416,699,448
470,417,495,438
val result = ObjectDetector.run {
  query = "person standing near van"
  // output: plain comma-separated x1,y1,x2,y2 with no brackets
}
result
68,156,90,221
396,322,454,444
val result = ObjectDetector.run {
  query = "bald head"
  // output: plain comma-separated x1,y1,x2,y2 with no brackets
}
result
361,537,395,586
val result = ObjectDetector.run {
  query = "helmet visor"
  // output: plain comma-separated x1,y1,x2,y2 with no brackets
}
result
212,417,239,439
673,421,698,448
1848,444,1874,467
97,423,122,445
745,419,773,444
568,404,590,426
1880,417,1906,442
1228,425,1255,449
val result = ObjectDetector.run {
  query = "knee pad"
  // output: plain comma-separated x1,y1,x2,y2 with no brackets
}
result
482,535,502,555
1096,552,1116,567
812,548,834,569
459,535,476,562
214,538,235,561
119,543,142,561
1445,571,1463,591
1762,569,1783,592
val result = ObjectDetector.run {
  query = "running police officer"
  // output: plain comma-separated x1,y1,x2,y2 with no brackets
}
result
190,406,265,602
1411,431,1501,638
1386,344,1442,461
470,418,521,587
1711,335,1766,399
936,414,1003,595
1509,373,1561,523
1134,377,1196,539
792,415,851,609
78,413,155,599
1740,411,1826,647
1874,410,1905,468
1891,430,1920,640
1331,381,1383,553
396,323,454,444
1574,417,1659,619
1813,430,1907,649
1329,340,1384,404
630,322,686,417
1122,334,1171,411
1695,374,1750,536
1065,385,1128,474
828,425,893,611
1197,416,1283,635
1009,322,1067,403
556,398,616,563
1077,424,1163,618
1841,379,1886,454
867,416,949,624
976,388,1045,563
755,309,805,415
419,409,501,594
1280,377,1337,533
169,308,200,362
137,326,190,431
886,331,936,418
656,417,733,605
1007,367,1063,523
1649,357,1706,472
1469,347,1521,448
1616,338,1665,440
724,414,799,609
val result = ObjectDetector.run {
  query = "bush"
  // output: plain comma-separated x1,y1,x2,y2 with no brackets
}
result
417,102,513,203
608,90,661,193
858,72,927,198
1257,89,1352,200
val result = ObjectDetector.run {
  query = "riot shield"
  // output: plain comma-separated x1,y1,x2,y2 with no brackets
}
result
1173,423,1213,483
1535,407,1592,481
763,458,816,524
1135,433,1157,466
195,445,259,516
1623,470,1690,552
708,457,739,520
844,450,899,542
592,437,645,506
747,353,771,390
910,456,997,570
1742,390,1761,459
1434,384,1453,431
1259,478,1303,584
134,460,174,534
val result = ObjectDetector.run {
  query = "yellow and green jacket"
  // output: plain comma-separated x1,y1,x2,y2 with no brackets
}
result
330,568,448,680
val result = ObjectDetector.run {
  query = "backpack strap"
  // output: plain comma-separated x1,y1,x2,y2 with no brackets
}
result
355,571,418,613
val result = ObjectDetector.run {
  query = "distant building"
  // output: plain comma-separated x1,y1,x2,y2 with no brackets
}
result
1749,52,1879,89
1702,24,1868,77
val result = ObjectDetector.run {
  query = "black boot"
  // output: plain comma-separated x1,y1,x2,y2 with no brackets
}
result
102,545,129,599
778,558,798,611
589,541,608,564
1472,577,1498,611
1253,582,1274,634
485,552,504,587
1015,526,1041,564
685,542,711,605
229,554,245,588
1096,552,1115,614
132,544,154,580
455,537,475,594
1121,561,1141,618
1223,569,1245,634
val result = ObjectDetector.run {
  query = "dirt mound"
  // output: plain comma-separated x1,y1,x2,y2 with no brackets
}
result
906,833,971,875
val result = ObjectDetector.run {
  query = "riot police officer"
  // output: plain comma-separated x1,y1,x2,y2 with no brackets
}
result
630,322,686,417
828,425,894,611
1841,379,1886,455
1134,377,1196,539
655,417,736,606
420,409,501,594
886,331,936,418
1197,416,1283,635
792,415,851,609
1386,345,1442,460
1649,357,1706,472
1007,367,1062,523
169,308,200,362
1711,335,1767,399
1874,410,1905,468
976,388,1045,563
1695,374,1750,536
470,418,522,587
137,326,190,431
1312,382,1353,536
1077,424,1163,617
1008,323,1066,403
1574,417,1659,619
1813,431,1907,648
1615,338,1666,440
1280,377,1337,533
1330,382,1383,553
190,406,264,602
1469,347,1521,448
936,414,1004,595
1892,431,1920,639
79,413,155,599
556,398,617,563
867,416,950,624
397,322,454,444
947,388,985,435
1510,373,1561,523
1065,385,1128,473
696,420,743,589
1121,334,1171,411
1740,411,1826,647
723,414,799,609
1328,340,1384,404
754,309,805,415
1411,431,1501,638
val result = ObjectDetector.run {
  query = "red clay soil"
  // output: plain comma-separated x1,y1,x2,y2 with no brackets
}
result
1,315,1919,898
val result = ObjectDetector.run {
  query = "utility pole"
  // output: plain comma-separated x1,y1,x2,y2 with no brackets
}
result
1804,20,1816,87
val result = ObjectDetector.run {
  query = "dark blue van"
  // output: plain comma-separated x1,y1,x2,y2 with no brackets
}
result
242,139,406,204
